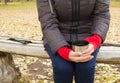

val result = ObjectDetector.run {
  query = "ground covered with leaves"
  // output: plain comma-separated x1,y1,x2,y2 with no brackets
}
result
0,2,120,83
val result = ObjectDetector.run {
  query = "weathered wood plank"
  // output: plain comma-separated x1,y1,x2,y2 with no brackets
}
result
0,40,120,64
0,40,47,58
97,46,120,64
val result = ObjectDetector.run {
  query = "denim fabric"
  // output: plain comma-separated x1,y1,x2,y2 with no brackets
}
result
44,44,100,83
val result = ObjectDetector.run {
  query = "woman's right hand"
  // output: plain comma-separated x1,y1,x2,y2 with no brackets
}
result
69,51,94,63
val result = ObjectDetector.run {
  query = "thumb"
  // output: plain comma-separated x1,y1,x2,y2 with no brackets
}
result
72,52,82,57
82,44,94,55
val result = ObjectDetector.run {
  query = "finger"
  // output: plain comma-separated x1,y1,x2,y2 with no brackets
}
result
81,44,94,55
73,52,82,57
74,55,94,62
81,49,91,56
82,44,93,53
74,56,93,63
82,52,94,58
69,51,82,61
71,55,93,63
80,56,94,62
80,55,94,62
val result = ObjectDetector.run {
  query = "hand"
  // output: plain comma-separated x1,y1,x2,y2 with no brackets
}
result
81,44,95,56
68,50,94,63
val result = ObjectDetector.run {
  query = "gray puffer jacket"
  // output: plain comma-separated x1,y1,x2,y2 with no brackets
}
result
36,0,110,53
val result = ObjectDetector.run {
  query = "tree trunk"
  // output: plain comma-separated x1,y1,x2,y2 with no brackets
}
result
4,0,7,5
0,52,21,83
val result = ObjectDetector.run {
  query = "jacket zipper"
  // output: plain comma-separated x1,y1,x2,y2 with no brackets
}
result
48,0,54,14
70,0,80,44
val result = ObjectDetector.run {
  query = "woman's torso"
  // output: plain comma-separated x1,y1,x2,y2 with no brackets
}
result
52,0,96,42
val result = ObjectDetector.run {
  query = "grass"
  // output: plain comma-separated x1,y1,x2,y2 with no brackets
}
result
0,1,120,10
0,1,36,10
110,1,120,7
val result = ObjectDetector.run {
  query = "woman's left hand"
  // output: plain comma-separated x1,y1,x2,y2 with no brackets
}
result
81,44,95,56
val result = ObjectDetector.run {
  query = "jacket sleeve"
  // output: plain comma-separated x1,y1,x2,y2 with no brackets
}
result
91,0,110,42
36,0,69,53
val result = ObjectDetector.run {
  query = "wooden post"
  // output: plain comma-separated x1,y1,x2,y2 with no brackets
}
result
0,52,21,83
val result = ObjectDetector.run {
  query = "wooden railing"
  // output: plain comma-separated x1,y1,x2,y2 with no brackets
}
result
0,36,120,64
0,36,120,83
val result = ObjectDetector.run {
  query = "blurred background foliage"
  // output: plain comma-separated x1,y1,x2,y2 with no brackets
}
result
0,0,120,8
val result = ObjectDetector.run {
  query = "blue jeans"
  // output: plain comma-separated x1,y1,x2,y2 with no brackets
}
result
44,44,100,83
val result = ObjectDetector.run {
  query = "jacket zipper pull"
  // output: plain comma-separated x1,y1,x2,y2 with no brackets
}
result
48,0,54,14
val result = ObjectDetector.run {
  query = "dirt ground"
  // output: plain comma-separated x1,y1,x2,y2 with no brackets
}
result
106,7,120,44
0,7,120,83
